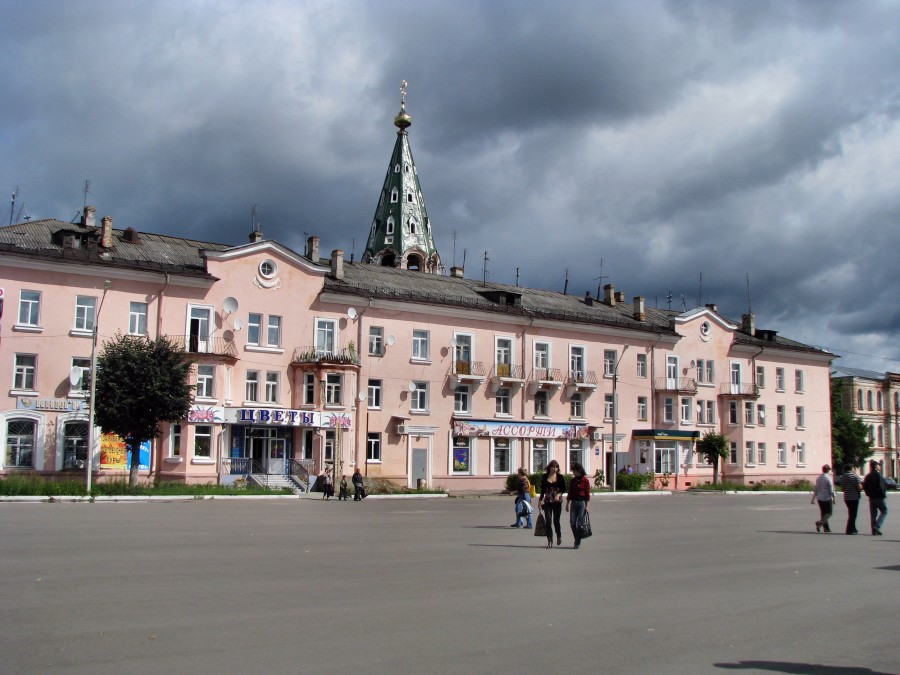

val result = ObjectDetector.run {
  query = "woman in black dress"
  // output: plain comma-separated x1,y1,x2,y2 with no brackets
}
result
539,460,566,548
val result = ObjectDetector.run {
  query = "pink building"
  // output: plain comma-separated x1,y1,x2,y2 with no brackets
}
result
0,95,833,490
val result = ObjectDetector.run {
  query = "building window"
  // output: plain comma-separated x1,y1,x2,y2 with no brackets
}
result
775,367,785,391
194,425,212,458
697,359,715,384
663,397,674,423
367,433,382,462
454,334,473,372
570,392,584,419
496,338,512,376
758,442,767,465
604,394,614,420
196,365,215,399
13,354,36,390
856,389,863,409
245,370,260,402
532,439,549,472
756,404,766,426
62,421,89,468
492,438,511,474
6,419,36,467
454,385,470,414
569,439,585,469
74,295,97,332
777,405,786,428
411,382,428,412
604,350,616,377
324,430,334,461
705,401,716,424
390,188,398,203
325,373,342,406
637,396,648,421
369,327,384,356
386,217,395,234
18,290,41,326
877,391,883,411
729,400,739,425
453,436,471,474
303,373,316,405
267,316,282,347
636,353,647,378
248,313,263,345
534,342,550,369
569,346,585,380
795,369,804,393
744,401,755,425
534,390,549,417
797,442,806,464
412,330,430,361
315,319,336,355
756,366,765,388
170,423,182,457
729,442,738,464
778,442,787,465
745,441,756,465
129,302,148,336
681,397,692,423
655,443,676,474
264,372,279,403
866,390,873,411
70,357,91,395
368,379,382,409
496,387,511,416
796,406,805,429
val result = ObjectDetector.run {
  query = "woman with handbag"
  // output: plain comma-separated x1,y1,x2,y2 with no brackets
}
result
566,462,591,549
539,460,566,548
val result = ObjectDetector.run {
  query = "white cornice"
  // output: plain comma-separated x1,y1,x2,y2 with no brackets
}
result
732,343,834,363
0,254,215,288
203,240,328,274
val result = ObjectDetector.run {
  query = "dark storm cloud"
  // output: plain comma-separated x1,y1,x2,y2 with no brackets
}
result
2,0,899,370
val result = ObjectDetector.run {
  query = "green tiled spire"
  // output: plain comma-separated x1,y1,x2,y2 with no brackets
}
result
363,81,442,274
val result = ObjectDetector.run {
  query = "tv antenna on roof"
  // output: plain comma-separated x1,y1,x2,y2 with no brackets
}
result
594,257,609,299
746,273,753,314
82,180,91,210
9,185,19,227
251,204,261,234
481,250,490,283
666,291,673,311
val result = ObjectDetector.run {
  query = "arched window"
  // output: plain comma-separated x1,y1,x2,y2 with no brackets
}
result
391,188,398,203
386,217,395,235
381,252,396,268
408,217,417,234
867,390,873,410
407,192,414,203
394,164,400,173
857,389,864,409
877,425,884,447
877,391,883,411
895,392,899,411
868,425,874,442
379,192,385,207
63,421,88,469
6,418,36,468
407,255,422,271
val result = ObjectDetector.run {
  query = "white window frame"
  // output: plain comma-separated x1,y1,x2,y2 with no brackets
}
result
495,337,513,374
453,333,472,369
411,382,428,412
74,295,97,332
663,397,674,423
367,432,382,462
604,394,615,420
495,387,511,416
369,326,384,356
315,318,337,355
187,305,213,353
196,365,215,400
569,345,585,379
777,405,786,428
491,437,512,475
325,373,343,406
267,316,282,348
636,353,647,378
194,425,213,458
245,370,260,402
604,349,617,377
169,423,182,458
264,371,279,404
18,290,42,328
796,406,805,429
756,365,765,389
13,354,37,391
758,442,767,465
534,342,550,369
454,384,471,415
531,439,549,473
729,400,739,425
637,396,648,421
303,373,316,406
744,401,755,426
248,313,263,345
570,392,585,419
775,367,785,391
534,390,549,418
795,369,804,393
757,404,766,426
681,397,692,424
129,302,148,336
70,357,91,396
368,379,382,409
413,330,430,361
745,441,756,466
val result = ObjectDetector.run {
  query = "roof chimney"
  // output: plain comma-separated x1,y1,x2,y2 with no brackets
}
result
584,291,593,307
82,205,96,229
633,296,645,321
123,227,141,244
450,266,465,278
705,303,718,313
604,284,616,306
100,216,114,249
330,249,344,280
741,313,755,336
615,291,626,304
249,229,263,243
307,236,320,262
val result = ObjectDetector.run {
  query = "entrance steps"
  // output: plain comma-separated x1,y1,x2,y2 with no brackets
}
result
248,473,307,495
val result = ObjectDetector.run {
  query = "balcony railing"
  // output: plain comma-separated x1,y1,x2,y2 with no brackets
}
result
530,367,564,385
718,382,760,398
454,360,487,378
291,346,360,366
172,335,238,358
491,363,526,381
654,377,698,393
567,370,599,387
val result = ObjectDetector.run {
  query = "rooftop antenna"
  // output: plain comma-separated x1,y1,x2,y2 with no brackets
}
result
16,203,30,222
697,273,703,309
746,273,753,314
594,257,609,298
350,237,355,263
9,186,19,227
250,204,261,234
462,249,467,270
681,294,688,311
82,180,91,210
481,250,490,283
666,291,673,311
563,269,569,295
515,267,520,287
452,230,457,267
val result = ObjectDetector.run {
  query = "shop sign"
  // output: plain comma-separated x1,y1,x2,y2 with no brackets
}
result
453,419,587,440
223,407,352,428
187,405,225,423
99,433,151,470
17,397,86,412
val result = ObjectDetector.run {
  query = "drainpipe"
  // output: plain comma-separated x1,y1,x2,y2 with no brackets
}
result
521,319,533,469
152,273,171,481
610,345,629,492
353,300,373,470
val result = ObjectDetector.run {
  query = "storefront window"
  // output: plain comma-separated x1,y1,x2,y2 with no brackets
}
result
453,436,470,474
492,438,511,474
6,419,35,467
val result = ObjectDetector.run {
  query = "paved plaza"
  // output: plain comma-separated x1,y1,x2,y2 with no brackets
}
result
1,493,896,674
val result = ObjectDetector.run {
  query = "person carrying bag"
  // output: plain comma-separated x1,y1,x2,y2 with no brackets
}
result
566,462,591,550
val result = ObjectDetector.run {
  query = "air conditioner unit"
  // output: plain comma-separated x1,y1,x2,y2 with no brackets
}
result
592,430,602,441
396,424,407,435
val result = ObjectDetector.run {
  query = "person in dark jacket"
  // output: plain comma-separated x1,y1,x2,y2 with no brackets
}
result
352,467,365,501
835,464,862,534
566,462,591,549
539,460,566,548
862,460,888,535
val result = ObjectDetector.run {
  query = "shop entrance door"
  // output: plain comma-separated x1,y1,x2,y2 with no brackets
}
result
248,428,282,473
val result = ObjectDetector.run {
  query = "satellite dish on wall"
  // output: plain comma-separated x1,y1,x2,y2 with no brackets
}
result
223,297,239,314
449,337,457,348
223,330,235,342
358,391,367,402
233,318,244,331
386,335,396,346
347,307,358,320
69,367,82,387
408,381,417,392
758,410,765,420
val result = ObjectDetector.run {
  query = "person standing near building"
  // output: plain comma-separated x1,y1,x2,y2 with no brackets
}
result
812,464,835,533
539,460,566,548
566,462,591,549
835,464,862,534
323,470,334,500
352,467,365,502
863,460,888,536
338,475,349,501
511,467,533,528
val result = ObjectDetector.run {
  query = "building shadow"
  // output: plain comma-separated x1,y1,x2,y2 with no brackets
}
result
714,660,893,674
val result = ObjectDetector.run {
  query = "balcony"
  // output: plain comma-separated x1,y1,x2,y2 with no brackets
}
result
654,377,698,394
718,382,760,399
453,360,487,384
291,346,360,367
172,335,238,359
492,363,526,382
529,367,564,390
567,370,599,390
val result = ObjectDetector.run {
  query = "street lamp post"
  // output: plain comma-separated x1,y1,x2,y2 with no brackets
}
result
610,345,629,492
86,280,111,493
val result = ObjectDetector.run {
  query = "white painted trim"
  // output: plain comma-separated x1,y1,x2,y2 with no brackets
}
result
0,254,215,288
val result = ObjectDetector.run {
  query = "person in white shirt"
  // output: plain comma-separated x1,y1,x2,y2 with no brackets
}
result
812,464,835,533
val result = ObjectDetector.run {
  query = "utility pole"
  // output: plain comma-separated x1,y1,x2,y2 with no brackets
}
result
610,345,629,492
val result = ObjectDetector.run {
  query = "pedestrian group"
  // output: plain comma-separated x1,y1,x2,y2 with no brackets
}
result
511,461,592,549
815,461,888,535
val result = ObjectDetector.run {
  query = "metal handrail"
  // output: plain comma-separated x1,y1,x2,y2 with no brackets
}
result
530,367,564,383
567,370,599,386
653,377,698,393
454,360,486,377
492,363,526,380
170,335,238,358
291,346,360,366
718,383,760,397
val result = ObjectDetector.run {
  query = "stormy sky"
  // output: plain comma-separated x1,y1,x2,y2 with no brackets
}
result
2,0,899,372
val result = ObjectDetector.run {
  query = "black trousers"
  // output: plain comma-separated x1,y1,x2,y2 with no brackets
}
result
844,499,859,533
543,501,563,542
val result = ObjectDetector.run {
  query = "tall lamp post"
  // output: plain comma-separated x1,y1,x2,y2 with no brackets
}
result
610,345,629,492
86,280,111,493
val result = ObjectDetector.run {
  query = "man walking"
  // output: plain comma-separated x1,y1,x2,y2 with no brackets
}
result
835,464,862,535
862,460,888,536
812,464,835,533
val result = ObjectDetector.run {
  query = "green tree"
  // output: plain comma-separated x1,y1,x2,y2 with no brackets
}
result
831,381,872,470
697,431,729,486
95,334,194,486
